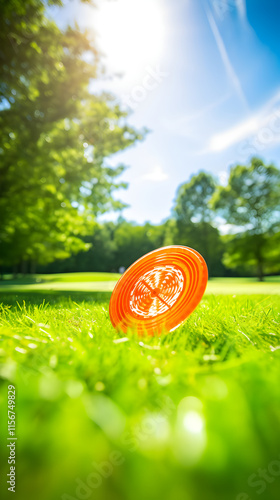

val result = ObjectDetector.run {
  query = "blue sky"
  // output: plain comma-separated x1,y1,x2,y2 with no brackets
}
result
52,0,280,224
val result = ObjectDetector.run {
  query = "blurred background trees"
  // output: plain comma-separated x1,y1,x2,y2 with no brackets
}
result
1,3,280,281
0,0,144,274
40,159,280,281
172,172,224,277
212,158,280,281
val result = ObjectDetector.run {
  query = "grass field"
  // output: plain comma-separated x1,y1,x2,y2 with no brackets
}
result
0,274,280,500
0,273,280,294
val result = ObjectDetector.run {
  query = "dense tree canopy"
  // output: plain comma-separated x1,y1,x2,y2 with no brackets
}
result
212,157,280,280
174,172,216,224
173,172,224,277
43,219,168,273
0,0,144,271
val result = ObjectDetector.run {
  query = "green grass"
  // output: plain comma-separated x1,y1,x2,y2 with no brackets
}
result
0,273,280,294
0,276,280,500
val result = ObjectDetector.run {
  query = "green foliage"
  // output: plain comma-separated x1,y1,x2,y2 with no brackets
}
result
222,231,280,277
113,220,167,270
0,0,144,269
212,157,280,229
212,158,280,280
43,219,169,273
174,171,216,224
172,172,224,277
39,217,226,278
9,156,278,280
174,222,225,277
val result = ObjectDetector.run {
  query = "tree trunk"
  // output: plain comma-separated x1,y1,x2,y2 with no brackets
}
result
21,260,27,276
202,222,209,277
257,260,264,282
255,234,265,282
12,264,18,280
30,260,37,275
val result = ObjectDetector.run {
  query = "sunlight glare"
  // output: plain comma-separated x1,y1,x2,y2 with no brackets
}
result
183,411,204,435
94,0,166,86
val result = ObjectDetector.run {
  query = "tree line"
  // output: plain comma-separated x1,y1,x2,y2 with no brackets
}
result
1,2,280,281
39,158,280,281
0,0,145,276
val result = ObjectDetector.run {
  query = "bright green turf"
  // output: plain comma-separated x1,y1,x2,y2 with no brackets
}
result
0,273,280,294
0,271,121,284
0,283,280,500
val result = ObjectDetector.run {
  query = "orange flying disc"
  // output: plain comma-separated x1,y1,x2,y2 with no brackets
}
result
109,245,208,335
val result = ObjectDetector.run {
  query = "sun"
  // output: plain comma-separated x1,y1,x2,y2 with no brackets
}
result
93,0,167,87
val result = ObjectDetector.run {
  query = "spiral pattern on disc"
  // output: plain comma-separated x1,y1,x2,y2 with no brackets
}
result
130,266,184,318
109,246,208,335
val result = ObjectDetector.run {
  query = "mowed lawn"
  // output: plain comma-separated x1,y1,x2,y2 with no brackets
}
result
0,272,280,294
0,275,280,500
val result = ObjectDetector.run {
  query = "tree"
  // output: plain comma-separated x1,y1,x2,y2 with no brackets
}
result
222,230,280,278
212,157,280,280
39,219,170,273
174,172,216,224
0,0,144,273
112,220,166,270
173,172,224,276
42,222,117,273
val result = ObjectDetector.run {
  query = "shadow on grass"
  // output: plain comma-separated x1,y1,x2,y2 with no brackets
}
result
0,276,45,285
0,290,112,307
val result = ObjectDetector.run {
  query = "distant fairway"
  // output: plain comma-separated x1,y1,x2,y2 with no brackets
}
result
0,273,279,294
0,272,121,292
206,276,280,295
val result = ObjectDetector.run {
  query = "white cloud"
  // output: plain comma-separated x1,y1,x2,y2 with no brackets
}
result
141,165,169,182
206,9,247,108
210,115,259,151
237,0,247,22
208,89,280,152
